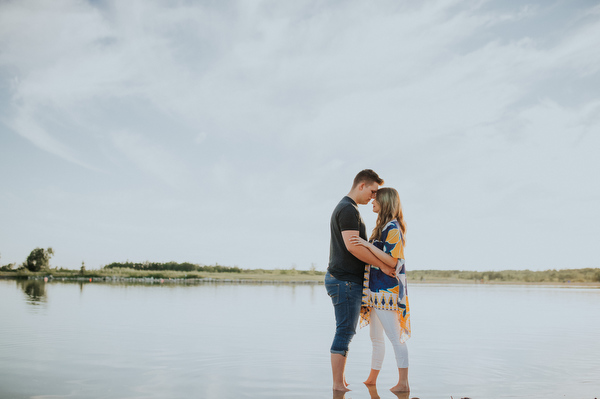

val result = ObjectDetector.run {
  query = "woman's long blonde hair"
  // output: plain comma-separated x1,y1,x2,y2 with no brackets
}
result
369,187,407,244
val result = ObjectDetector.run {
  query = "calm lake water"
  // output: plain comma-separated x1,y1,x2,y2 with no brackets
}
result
1,279,599,399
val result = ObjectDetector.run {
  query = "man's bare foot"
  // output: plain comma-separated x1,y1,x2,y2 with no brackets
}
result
363,378,377,385
332,384,351,392
389,383,409,393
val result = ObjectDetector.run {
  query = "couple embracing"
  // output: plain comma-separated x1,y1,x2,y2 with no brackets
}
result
326,169,411,393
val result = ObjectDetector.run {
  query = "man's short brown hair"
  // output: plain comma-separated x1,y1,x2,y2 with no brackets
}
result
352,169,384,188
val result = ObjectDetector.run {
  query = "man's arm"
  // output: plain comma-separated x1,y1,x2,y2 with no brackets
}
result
341,230,395,276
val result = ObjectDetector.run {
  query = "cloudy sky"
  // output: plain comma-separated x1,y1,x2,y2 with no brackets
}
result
1,0,599,272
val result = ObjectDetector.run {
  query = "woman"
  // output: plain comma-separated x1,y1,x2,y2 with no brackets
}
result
350,187,410,392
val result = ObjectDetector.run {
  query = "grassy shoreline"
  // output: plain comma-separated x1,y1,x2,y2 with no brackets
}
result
2,267,600,287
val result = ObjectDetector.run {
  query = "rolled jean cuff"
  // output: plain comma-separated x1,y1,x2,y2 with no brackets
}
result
330,348,348,357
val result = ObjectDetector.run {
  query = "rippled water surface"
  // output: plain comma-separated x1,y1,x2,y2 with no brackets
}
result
1,279,599,399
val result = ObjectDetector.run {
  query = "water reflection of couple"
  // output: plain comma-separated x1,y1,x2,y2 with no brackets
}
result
326,169,411,393
333,386,411,399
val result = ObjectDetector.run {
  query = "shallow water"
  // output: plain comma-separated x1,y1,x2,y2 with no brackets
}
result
1,279,599,399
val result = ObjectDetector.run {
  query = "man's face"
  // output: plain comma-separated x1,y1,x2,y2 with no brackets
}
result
359,182,379,205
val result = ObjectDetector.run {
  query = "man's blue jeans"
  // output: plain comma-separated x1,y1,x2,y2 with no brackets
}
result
325,271,363,357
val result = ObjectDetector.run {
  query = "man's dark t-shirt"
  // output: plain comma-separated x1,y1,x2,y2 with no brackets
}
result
328,196,368,285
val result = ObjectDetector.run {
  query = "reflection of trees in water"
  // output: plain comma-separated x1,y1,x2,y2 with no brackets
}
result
18,280,47,304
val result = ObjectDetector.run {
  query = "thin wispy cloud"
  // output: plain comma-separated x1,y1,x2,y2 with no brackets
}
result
110,131,195,190
8,105,99,171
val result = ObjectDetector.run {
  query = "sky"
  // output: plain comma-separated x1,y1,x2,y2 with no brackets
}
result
1,0,599,272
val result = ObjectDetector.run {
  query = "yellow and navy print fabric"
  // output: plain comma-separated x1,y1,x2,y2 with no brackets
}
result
360,219,411,343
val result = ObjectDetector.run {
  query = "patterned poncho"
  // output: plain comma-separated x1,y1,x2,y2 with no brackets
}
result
360,219,411,343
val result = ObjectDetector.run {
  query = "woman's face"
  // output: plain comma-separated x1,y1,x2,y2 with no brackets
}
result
372,198,381,213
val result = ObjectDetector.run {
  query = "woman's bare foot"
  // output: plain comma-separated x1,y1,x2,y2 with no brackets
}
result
363,368,380,385
390,390,410,399
389,383,409,393
390,368,409,392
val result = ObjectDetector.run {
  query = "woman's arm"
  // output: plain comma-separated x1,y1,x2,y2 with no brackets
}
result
349,236,398,268
342,230,391,270
341,231,395,276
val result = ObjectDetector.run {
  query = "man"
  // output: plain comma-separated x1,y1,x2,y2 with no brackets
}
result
326,169,391,392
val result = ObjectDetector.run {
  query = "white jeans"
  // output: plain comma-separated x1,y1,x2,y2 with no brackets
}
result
370,308,409,369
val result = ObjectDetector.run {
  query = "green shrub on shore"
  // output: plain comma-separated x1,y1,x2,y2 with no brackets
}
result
0,262,17,272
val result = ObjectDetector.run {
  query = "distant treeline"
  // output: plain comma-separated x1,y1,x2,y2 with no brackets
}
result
103,262,243,273
408,268,600,283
